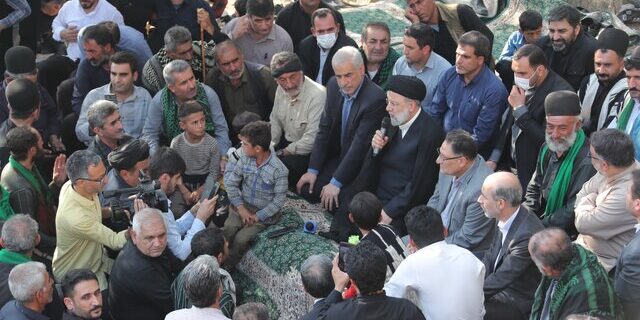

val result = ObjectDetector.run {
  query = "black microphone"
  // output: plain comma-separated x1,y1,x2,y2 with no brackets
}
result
373,117,391,157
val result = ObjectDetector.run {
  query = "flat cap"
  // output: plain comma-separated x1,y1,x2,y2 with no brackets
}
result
544,90,581,116
386,75,427,102
108,139,150,171
6,79,39,118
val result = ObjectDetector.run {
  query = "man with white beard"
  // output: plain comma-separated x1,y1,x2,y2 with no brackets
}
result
524,91,596,239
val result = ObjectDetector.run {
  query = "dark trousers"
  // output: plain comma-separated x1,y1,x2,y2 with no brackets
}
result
0,28,12,74
297,157,338,204
279,153,310,189
484,298,526,320
496,59,514,91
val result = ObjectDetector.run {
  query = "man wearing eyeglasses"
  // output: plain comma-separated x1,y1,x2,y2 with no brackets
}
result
53,149,129,291
427,129,495,253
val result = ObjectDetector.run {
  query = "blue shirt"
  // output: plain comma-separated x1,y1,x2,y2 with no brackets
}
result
428,65,508,149
498,31,525,61
393,52,451,112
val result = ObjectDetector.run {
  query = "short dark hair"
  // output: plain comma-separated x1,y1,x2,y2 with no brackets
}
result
234,0,247,16
232,112,261,136
529,228,575,272
190,227,226,260
349,192,382,231
362,22,390,42
404,22,434,49
6,127,38,161
404,205,444,249
444,129,477,160
83,24,116,48
110,51,137,74
344,241,387,295
299,255,334,299
311,8,338,28
519,10,543,31
148,147,186,179
246,0,274,18
512,44,548,68
239,121,271,150
547,4,581,27
632,170,640,200
590,128,635,168
97,21,121,45
458,31,491,64
61,269,98,299
178,101,205,119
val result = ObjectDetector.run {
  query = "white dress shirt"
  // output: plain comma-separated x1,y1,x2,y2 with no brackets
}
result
165,306,230,320
398,110,421,138
52,0,124,60
384,240,486,320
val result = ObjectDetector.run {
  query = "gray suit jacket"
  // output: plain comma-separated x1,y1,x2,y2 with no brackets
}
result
615,230,640,320
427,156,496,252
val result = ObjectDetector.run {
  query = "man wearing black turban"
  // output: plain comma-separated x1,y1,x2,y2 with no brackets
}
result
578,27,630,135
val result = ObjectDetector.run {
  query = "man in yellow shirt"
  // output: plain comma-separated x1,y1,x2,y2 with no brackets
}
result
53,149,128,289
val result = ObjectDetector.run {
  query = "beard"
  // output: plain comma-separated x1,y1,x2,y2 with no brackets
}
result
545,129,577,154
390,109,410,126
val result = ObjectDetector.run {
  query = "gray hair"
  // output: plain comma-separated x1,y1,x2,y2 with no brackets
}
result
529,228,575,272
492,184,522,207
66,149,103,182
183,255,221,308
8,261,47,303
300,254,333,299
331,46,364,70
132,208,166,234
164,26,192,53
233,302,270,320
162,60,191,86
270,51,301,71
1,214,38,253
87,100,118,130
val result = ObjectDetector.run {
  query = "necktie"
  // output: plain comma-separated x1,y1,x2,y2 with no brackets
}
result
341,100,350,146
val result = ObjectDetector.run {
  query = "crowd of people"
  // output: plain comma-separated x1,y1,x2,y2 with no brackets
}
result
0,0,639,318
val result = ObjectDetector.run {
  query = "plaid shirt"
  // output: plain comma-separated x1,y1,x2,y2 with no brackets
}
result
0,0,30,28
224,152,288,221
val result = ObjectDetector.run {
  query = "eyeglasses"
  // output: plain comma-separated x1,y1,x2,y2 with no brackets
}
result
76,172,107,184
436,148,464,161
586,153,604,162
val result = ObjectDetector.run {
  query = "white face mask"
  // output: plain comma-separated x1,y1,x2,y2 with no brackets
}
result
316,33,337,50
513,68,538,91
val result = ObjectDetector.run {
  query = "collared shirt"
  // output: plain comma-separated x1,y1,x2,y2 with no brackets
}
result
0,0,30,28
393,52,451,112
0,300,49,320
53,181,127,290
429,65,508,148
498,31,525,61
635,223,640,233
398,109,421,138
625,100,640,134
225,18,293,65
316,48,330,84
143,84,231,155
385,240,486,320
77,83,152,146
224,152,288,221
441,177,462,228
270,76,326,155
51,0,124,60
498,207,520,246
165,306,230,320
162,200,205,261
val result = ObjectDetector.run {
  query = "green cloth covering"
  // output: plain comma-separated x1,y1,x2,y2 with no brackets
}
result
538,129,586,217
0,186,15,221
529,245,620,320
8,155,52,205
161,83,215,141
360,47,401,89
0,249,30,265
616,96,635,131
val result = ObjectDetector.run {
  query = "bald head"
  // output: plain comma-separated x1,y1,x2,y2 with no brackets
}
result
478,172,522,220
528,228,574,277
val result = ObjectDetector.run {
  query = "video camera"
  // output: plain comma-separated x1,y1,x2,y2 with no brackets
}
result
103,179,169,224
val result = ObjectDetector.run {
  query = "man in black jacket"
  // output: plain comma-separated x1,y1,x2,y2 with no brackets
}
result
479,172,544,320
296,46,386,217
319,241,425,320
108,208,179,320
299,254,334,320
536,5,596,91
488,44,573,190
298,8,357,86
276,0,344,52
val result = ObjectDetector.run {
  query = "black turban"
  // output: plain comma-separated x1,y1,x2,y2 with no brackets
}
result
6,79,39,118
386,75,427,102
4,46,36,75
597,28,629,57
544,90,581,116
108,139,150,171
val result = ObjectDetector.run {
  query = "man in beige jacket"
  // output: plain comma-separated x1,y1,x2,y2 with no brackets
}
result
575,128,638,272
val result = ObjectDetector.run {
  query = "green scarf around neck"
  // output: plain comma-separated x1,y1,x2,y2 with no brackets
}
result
538,129,586,217
616,96,635,131
161,83,215,141
0,185,15,221
8,155,52,205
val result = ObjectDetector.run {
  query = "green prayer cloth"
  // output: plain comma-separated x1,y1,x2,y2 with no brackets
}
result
0,249,30,265
8,155,52,205
0,186,14,221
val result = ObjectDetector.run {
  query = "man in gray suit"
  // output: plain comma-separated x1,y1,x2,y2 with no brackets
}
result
427,129,495,253
615,169,640,319
478,172,544,320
